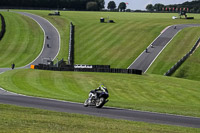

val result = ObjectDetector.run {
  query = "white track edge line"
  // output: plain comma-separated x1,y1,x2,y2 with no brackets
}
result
127,26,172,69
15,12,61,68
144,25,200,73
144,30,182,73
0,86,199,119
30,13,61,61
14,12,46,68
0,14,199,120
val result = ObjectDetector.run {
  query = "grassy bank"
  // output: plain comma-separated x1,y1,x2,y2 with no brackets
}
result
172,41,200,81
0,104,199,133
2,10,200,73
0,11,43,67
22,10,200,68
22,10,70,62
0,69,200,117
147,27,200,75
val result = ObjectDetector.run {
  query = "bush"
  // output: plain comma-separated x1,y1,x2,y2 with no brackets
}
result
86,2,99,11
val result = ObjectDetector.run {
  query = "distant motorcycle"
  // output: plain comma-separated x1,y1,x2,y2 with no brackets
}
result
84,85,109,108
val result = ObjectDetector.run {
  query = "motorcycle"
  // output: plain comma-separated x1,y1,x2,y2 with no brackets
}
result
84,89,109,108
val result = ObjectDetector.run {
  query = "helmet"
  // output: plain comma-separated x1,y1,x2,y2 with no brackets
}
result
100,84,104,88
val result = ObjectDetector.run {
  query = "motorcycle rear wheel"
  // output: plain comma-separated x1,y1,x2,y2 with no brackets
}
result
96,97,105,108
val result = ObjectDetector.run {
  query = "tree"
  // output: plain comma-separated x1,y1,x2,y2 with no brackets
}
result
0,0,104,10
96,0,105,9
107,1,116,11
126,9,131,12
118,2,126,12
154,3,164,12
87,0,104,10
86,1,99,11
146,4,153,12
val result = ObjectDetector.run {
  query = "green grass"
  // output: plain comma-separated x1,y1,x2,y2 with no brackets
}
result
1,104,199,133
21,10,70,62
19,10,200,68
0,69,200,117
147,27,200,75
1,10,200,131
172,41,200,81
3,10,200,74
0,11,43,68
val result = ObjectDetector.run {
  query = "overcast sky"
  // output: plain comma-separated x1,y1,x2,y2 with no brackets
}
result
105,0,193,10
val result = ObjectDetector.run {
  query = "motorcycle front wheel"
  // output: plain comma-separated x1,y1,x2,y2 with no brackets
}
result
95,97,105,108
83,99,89,107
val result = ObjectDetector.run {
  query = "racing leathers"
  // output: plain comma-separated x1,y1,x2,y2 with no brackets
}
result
88,84,108,103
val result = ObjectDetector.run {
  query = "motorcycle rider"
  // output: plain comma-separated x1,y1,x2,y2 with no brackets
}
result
88,84,108,104
96,84,108,93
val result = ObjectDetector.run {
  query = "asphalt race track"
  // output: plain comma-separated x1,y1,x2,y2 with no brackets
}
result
19,12,60,68
0,88,200,128
128,24,200,73
0,11,60,73
0,12,200,128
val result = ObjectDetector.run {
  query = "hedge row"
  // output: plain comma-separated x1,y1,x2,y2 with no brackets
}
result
0,13,6,40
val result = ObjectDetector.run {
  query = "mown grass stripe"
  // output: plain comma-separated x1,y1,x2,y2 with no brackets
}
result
78,22,133,65
1,104,199,133
1,69,200,117
76,24,117,61
0,13,22,65
21,11,200,69
8,15,30,64
172,40,200,81
0,12,43,67
148,27,200,75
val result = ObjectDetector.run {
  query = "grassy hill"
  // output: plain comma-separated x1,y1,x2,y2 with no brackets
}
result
0,69,200,117
1,11,200,130
24,10,200,83
0,11,43,68
0,104,199,133
22,10,70,62
147,27,200,75
23,10,200,68
172,42,200,81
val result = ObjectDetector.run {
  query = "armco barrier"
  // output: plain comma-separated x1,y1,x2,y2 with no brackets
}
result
165,38,200,76
0,13,6,40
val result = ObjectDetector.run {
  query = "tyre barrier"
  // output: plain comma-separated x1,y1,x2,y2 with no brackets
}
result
33,64,142,75
165,38,200,76
0,13,6,40
54,58,68,67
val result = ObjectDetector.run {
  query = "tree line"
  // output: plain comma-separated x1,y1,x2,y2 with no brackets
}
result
107,1,127,12
0,0,105,11
146,0,200,13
